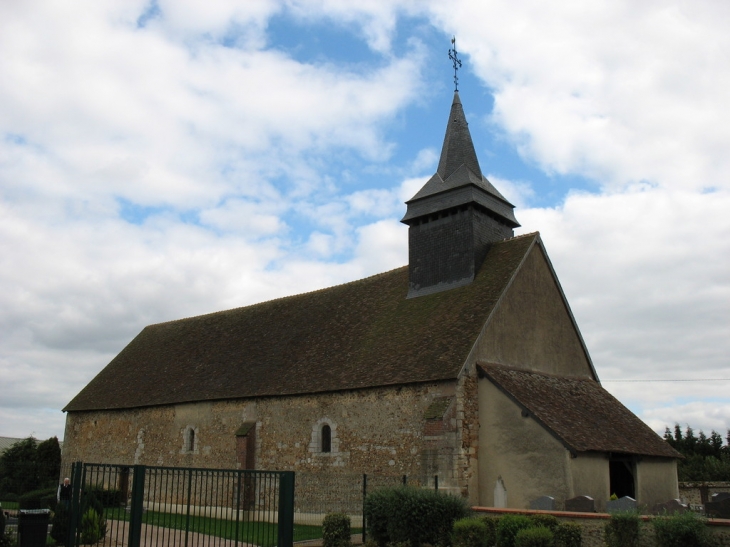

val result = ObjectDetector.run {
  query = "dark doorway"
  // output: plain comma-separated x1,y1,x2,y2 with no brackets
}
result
609,457,635,499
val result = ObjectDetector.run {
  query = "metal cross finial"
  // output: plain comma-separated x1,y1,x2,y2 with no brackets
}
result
449,36,462,92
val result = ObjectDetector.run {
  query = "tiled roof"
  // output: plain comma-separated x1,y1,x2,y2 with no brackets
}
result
64,234,539,412
478,364,681,458
0,436,24,453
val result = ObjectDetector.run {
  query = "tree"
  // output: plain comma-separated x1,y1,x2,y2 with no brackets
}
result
36,437,62,488
0,437,38,495
0,436,62,496
664,424,730,481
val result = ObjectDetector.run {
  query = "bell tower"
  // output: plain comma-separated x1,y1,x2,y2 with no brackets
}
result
400,92,520,297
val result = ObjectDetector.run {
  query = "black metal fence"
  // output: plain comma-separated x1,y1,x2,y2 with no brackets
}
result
67,463,294,547
3,463,441,547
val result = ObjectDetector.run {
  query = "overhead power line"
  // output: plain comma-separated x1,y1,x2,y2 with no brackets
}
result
602,378,730,383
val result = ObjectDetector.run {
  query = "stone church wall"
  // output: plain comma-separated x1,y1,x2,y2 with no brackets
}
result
62,380,467,490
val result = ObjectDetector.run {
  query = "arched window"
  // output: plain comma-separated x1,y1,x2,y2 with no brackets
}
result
321,424,332,453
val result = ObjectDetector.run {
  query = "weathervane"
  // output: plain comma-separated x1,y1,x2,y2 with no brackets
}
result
449,36,462,92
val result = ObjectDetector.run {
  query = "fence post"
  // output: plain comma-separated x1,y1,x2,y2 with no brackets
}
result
67,462,83,547
402,475,407,486
277,472,295,547
362,474,368,544
128,465,146,547
434,475,438,493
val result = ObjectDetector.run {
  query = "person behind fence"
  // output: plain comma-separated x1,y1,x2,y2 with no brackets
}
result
57,477,71,506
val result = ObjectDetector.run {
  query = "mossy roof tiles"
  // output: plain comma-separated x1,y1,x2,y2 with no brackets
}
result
64,233,538,412
479,364,681,458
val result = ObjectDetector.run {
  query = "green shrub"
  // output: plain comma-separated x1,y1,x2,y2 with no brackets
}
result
528,514,558,532
478,516,499,547
364,488,397,547
452,518,487,547
79,491,106,542
18,488,56,510
651,511,711,547
553,522,581,547
86,488,123,508
364,487,469,547
323,513,351,547
80,509,101,545
514,526,553,547
495,515,532,547
0,505,5,536
604,511,640,547
50,503,70,545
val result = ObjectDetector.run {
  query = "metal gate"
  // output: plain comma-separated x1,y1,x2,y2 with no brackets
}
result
66,462,294,547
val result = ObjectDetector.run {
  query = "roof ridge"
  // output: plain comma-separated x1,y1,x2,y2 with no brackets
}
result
147,265,410,327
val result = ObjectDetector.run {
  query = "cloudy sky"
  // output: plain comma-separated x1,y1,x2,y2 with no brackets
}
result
1,0,728,443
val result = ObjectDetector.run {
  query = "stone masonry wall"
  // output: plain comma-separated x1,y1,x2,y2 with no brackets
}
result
62,380,468,491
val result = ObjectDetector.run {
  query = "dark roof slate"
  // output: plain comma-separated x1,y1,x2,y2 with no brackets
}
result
478,364,681,458
64,234,539,412
402,93,518,228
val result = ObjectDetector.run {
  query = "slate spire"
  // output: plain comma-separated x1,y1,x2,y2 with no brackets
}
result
401,92,520,298
437,92,483,181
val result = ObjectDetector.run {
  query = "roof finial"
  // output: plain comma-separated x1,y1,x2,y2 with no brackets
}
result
449,36,462,92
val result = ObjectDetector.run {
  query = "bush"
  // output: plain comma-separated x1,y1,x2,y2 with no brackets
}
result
495,515,532,547
51,502,70,545
452,518,487,547
18,488,56,510
527,514,558,532
364,487,469,547
553,522,581,547
80,509,101,545
652,511,711,547
478,516,499,547
514,526,553,547
79,491,106,542
323,513,351,547
0,506,5,536
86,488,123,508
604,511,640,547
364,488,397,547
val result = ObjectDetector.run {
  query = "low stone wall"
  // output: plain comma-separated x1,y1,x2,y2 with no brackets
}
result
679,481,730,506
473,506,730,547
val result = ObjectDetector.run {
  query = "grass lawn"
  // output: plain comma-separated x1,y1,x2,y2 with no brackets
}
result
103,507,355,546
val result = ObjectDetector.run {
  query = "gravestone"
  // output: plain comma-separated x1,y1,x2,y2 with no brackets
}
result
530,496,555,511
565,495,595,513
711,492,730,502
652,499,688,515
606,496,637,513
706,497,730,519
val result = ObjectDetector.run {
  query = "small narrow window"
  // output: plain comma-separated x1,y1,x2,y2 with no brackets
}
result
321,424,331,453
188,428,195,452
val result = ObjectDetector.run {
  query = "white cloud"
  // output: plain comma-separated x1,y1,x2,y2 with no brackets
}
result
2,0,730,443
427,0,730,192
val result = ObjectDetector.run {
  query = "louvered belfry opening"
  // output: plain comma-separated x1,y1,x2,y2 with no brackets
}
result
401,92,520,298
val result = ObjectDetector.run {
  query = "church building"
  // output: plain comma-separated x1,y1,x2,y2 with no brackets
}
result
62,90,680,510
